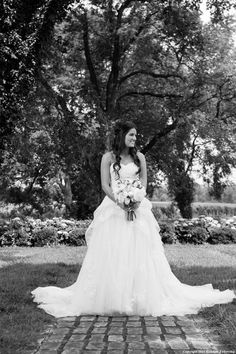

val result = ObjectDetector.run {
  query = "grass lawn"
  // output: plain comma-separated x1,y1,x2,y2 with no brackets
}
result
0,244,235,354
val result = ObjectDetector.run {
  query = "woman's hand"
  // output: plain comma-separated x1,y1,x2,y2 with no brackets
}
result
133,201,141,210
116,201,126,210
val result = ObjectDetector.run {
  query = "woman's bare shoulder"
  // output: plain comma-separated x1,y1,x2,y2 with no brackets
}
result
101,151,114,164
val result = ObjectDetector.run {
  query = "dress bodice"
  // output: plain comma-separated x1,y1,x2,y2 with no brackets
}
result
110,162,139,189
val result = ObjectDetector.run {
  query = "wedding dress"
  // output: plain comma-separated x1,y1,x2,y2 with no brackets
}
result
31,162,235,318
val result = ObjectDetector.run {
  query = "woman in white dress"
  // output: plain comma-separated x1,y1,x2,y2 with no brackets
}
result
31,121,235,318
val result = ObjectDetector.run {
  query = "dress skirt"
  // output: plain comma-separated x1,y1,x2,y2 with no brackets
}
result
31,196,235,318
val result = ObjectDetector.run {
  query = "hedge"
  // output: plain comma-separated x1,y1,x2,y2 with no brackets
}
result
0,215,236,246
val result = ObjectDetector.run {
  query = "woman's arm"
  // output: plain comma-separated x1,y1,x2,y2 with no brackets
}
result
100,152,116,203
137,151,147,190
100,152,125,210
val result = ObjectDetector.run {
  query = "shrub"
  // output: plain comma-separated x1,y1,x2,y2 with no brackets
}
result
32,227,58,246
159,222,177,244
15,228,32,246
208,227,236,244
175,225,209,244
0,230,19,246
67,228,86,246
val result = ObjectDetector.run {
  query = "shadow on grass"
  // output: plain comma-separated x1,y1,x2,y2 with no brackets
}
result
0,262,235,354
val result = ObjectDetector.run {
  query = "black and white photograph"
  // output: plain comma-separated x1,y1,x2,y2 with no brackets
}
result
0,1,236,353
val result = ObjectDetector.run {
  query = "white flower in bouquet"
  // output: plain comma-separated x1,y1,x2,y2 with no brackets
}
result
133,187,146,202
113,179,146,220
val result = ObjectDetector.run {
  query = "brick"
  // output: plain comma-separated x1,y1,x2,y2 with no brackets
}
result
146,327,162,335
181,326,200,334
108,341,126,350
108,328,123,334
39,341,61,350
85,342,105,350
128,342,146,349
69,334,87,341
89,334,105,342
150,350,168,354
185,334,206,340
126,334,142,342
51,328,70,335
143,334,162,342
62,350,83,354
144,321,159,326
161,320,176,326
176,315,189,320
94,322,108,327
111,316,127,321
164,334,183,340
111,320,125,325
72,327,89,334
80,315,96,320
57,321,74,328
166,338,190,350
47,334,66,341
164,327,182,334
59,316,77,322
77,323,92,328
127,327,143,334
191,340,213,349
126,321,142,327
160,316,175,320
91,327,107,334
127,316,141,321
177,320,195,326
97,316,109,320
147,338,166,349
108,334,124,342
63,341,84,350
109,324,124,329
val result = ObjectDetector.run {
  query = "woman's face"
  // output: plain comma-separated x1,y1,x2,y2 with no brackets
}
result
124,128,137,148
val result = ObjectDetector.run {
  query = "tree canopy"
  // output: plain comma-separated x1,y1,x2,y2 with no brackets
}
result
1,0,236,218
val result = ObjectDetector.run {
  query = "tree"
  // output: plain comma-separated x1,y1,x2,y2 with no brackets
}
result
1,0,236,218
0,0,73,161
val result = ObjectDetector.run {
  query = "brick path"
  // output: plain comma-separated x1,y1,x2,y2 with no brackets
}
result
31,314,233,354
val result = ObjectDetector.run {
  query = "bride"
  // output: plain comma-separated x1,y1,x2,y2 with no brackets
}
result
31,121,235,318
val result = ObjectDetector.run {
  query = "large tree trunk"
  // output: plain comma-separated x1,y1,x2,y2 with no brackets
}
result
173,173,194,219
58,171,72,215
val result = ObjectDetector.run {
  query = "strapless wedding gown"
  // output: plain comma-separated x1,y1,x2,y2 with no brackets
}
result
31,162,235,318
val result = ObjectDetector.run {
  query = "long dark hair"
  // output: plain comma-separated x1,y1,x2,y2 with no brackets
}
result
111,120,140,177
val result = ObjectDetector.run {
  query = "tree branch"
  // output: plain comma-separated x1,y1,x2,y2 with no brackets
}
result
82,12,103,105
119,70,184,85
117,91,183,102
185,135,198,174
122,10,160,53
38,72,74,122
105,0,149,111
141,119,179,154
105,0,133,111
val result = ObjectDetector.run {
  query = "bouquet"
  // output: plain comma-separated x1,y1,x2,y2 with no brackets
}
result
113,179,146,221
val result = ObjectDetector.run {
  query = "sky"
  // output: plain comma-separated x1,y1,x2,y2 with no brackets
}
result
200,0,211,24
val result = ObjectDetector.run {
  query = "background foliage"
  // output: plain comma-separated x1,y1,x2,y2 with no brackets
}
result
1,0,236,219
